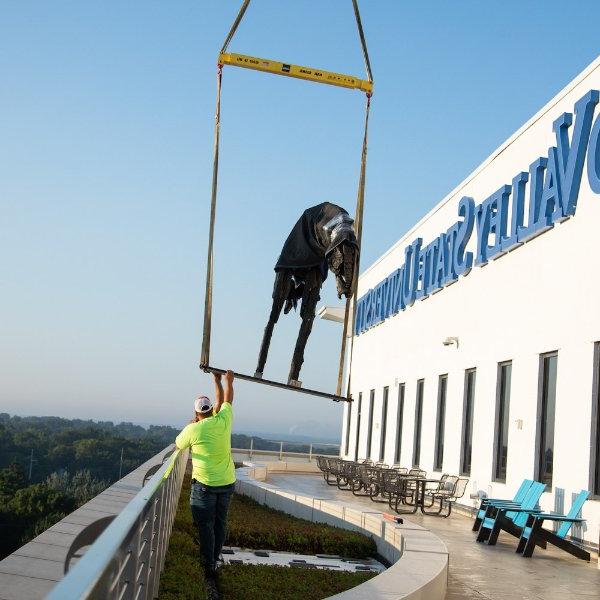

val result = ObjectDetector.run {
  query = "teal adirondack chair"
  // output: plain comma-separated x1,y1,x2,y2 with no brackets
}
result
472,479,533,532
515,490,590,561
476,481,546,544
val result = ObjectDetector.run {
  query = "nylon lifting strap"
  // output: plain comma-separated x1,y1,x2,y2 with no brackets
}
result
200,0,250,368
200,0,373,402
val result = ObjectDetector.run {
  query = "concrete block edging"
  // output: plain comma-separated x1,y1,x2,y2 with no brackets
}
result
235,462,448,600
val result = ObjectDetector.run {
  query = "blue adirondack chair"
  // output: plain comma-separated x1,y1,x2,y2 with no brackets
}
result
472,479,533,532
515,490,590,561
476,481,546,545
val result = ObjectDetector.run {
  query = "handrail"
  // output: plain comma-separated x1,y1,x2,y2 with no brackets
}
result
232,440,340,461
47,447,189,600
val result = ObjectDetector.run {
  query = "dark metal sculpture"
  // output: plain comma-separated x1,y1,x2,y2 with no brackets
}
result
255,202,359,386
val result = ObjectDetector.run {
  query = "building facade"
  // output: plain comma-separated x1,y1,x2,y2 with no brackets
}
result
341,56,600,547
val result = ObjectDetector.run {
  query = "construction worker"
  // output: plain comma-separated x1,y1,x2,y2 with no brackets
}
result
175,370,236,584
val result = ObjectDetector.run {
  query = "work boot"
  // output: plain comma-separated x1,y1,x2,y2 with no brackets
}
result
204,572,219,600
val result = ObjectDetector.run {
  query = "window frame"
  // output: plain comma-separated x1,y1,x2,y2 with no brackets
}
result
433,374,448,472
534,351,558,488
591,343,600,498
412,379,424,467
492,361,512,483
379,386,389,461
344,395,352,456
395,383,405,464
354,392,362,461
460,368,476,476
367,389,375,459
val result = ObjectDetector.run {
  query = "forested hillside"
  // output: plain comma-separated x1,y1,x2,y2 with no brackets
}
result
0,413,178,560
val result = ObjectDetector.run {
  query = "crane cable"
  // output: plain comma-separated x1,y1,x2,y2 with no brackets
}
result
201,0,373,403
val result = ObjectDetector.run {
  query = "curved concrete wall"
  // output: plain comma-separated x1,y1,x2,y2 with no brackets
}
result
235,463,448,600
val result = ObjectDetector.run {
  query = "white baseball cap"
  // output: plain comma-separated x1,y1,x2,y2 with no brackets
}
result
194,395,213,415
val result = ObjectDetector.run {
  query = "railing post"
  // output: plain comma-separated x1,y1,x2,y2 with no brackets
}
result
249,437,254,460
309,443,313,462
279,441,283,461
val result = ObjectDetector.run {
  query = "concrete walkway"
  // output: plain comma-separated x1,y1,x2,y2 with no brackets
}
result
267,474,600,600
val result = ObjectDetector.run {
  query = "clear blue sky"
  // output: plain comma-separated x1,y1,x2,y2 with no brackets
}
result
1,1,599,439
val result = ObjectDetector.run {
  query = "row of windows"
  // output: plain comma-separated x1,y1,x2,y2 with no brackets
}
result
346,346,600,496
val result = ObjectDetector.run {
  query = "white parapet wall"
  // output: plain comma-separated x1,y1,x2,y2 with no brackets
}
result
236,462,448,600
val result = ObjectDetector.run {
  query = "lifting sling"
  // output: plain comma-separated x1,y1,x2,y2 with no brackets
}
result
200,0,373,402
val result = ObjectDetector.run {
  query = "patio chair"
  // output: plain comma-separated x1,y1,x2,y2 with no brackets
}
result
352,464,379,496
423,475,458,510
515,490,590,561
336,460,359,490
472,479,533,532
392,465,408,475
316,456,332,482
439,477,469,517
368,467,396,503
323,457,343,486
476,481,546,545
377,468,404,503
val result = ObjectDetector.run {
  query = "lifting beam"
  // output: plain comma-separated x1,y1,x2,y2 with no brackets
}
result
218,52,373,93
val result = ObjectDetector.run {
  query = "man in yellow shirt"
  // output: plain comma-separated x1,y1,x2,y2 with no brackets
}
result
175,370,235,581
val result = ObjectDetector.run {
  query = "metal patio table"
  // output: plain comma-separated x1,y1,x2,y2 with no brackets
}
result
394,477,443,515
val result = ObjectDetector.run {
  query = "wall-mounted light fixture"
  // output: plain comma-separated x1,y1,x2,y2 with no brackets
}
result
442,336,459,348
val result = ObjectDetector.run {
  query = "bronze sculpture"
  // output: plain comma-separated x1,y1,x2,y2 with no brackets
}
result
255,202,358,386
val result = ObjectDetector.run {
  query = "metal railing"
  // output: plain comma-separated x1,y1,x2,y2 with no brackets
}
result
238,439,340,461
47,447,189,600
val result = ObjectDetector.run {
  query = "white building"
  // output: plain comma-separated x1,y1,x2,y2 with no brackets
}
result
340,55,600,548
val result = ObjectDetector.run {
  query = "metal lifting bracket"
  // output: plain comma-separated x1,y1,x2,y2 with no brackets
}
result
218,52,373,94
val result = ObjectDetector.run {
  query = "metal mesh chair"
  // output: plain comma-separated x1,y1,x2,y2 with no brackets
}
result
423,475,458,511
429,476,469,517
368,466,395,502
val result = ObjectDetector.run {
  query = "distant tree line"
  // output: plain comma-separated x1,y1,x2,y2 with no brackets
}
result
231,433,338,455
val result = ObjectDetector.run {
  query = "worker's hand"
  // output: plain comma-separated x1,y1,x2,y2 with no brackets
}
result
213,371,222,383
225,370,234,385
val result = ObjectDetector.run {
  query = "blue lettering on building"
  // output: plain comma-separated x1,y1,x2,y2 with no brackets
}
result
355,89,600,336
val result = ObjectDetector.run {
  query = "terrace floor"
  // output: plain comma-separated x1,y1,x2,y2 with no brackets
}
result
266,473,600,600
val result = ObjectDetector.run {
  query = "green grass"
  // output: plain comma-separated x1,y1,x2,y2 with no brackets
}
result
158,476,377,600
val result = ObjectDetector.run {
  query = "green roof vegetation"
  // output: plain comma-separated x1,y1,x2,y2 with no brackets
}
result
158,476,377,599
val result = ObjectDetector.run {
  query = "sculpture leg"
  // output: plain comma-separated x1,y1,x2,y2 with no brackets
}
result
255,272,292,378
288,275,321,385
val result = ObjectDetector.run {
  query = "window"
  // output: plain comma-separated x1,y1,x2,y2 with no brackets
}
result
412,380,424,466
493,362,512,482
379,386,389,461
354,393,362,461
367,389,375,459
536,353,558,487
591,344,600,497
344,398,352,456
395,384,405,464
433,375,447,471
460,369,476,475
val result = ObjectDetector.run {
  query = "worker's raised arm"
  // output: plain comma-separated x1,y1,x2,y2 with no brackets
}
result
224,370,234,405
213,372,224,414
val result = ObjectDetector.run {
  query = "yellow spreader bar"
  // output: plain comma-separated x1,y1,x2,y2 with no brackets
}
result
219,52,373,94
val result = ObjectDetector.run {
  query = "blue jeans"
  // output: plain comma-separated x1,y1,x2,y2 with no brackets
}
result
190,481,235,572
